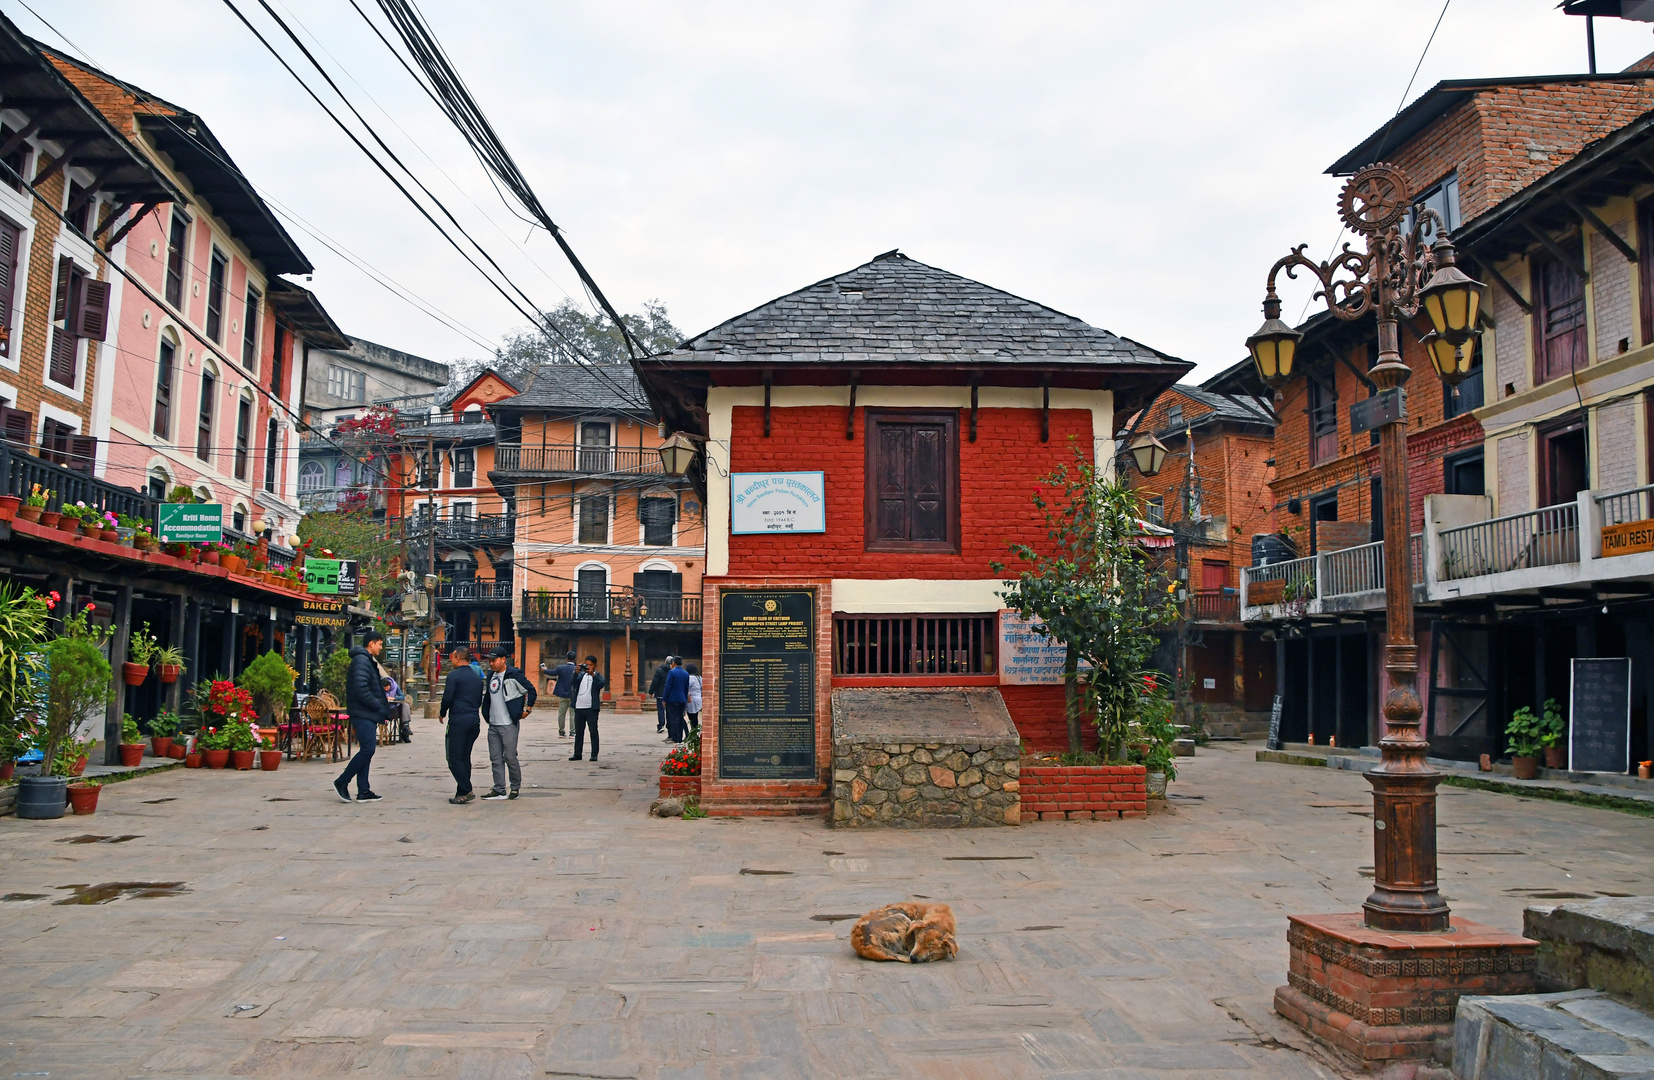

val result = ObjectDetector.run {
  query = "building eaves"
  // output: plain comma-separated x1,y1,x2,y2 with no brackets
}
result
398,420,495,443
38,45,311,275
0,23,183,207
267,279,349,350
1327,71,1654,175
437,367,524,409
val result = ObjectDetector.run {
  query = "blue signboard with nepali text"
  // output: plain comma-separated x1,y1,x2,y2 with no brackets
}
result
730,472,826,534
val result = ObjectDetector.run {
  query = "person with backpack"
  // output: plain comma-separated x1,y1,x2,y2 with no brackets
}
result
479,645,537,800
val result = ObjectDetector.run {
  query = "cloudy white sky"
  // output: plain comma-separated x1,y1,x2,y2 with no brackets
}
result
22,1,1654,383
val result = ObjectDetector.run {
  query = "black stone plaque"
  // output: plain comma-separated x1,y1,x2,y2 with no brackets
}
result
1569,657,1631,774
718,589,815,780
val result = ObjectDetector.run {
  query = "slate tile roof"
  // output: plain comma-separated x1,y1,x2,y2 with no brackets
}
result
666,251,1186,369
492,363,650,413
1164,385,1275,428
397,419,496,442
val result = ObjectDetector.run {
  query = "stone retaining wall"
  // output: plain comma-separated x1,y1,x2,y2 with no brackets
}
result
1020,764,1147,820
832,741,1020,827
659,775,701,801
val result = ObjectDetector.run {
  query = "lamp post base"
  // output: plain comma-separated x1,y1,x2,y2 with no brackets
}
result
1274,912,1537,1068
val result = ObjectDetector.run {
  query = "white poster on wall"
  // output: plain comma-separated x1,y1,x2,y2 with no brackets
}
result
730,472,827,534
998,611,1073,685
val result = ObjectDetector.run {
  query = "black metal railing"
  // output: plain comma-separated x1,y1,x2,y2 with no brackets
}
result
437,579,514,604
493,443,664,476
402,512,514,545
833,614,997,676
2,443,158,525
436,640,516,662
519,589,703,626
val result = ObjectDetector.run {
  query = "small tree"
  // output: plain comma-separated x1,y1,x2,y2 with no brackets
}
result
238,651,297,726
41,606,114,776
319,645,352,701
0,585,51,761
995,451,1177,759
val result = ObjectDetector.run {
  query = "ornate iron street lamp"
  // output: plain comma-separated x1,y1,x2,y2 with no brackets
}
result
1247,162,1485,934
1124,432,1170,477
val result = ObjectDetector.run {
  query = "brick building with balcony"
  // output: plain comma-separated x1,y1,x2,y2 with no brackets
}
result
1232,56,1654,768
637,250,1187,816
1122,382,1277,733
487,362,704,705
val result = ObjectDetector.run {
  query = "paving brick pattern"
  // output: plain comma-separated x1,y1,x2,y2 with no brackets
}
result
5,732,1654,1078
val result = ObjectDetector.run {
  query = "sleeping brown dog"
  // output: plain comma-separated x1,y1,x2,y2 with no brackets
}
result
850,902,958,963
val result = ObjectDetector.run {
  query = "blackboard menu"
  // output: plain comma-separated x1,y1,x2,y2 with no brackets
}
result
718,589,816,780
1267,695,1283,751
1570,657,1631,774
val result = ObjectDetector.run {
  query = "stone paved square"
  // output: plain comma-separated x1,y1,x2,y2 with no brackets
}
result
4,717,1653,1079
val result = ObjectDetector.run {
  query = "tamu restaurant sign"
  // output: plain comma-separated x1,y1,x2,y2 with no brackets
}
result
295,598,348,627
1602,518,1654,558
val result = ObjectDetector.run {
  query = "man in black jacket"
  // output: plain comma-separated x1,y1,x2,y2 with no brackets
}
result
648,657,672,733
479,645,537,800
439,645,485,804
569,655,606,761
335,631,395,803
546,651,578,737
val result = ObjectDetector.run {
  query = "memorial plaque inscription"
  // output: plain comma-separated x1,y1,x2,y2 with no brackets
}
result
718,589,816,780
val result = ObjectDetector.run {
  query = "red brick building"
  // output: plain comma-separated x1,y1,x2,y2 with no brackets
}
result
1123,384,1277,727
637,251,1188,816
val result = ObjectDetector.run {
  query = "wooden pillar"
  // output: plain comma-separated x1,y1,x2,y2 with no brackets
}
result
1232,631,1245,706
182,600,202,700
164,594,185,714
221,611,237,680
105,585,133,765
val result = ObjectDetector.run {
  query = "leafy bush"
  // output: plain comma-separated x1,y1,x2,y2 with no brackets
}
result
0,585,50,758
196,727,231,751
661,729,701,776
127,623,159,666
225,721,260,752
320,646,352,701
42,608,113,777
1508,699,1565,757
121,714,141,744
238,651,296,724
149,709,182,738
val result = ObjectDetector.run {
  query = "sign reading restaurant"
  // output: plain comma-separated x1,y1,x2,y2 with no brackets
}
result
157,503,223,543
1602,518,1654,558
295,598,348,627
730,472,826,534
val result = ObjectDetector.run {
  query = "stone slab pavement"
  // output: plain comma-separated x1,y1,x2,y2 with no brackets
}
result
3,720,1654,1080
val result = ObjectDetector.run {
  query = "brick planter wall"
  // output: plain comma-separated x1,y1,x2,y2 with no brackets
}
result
659,774,701,800
1020,764,1147,821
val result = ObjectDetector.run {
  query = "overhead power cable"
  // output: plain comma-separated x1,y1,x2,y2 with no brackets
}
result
363,0,648,361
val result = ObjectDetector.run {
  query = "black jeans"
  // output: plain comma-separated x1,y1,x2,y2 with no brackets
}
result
655,697,666,730
573,708,600,758
446,720,480,796
666,701,687,742
338,716,378,794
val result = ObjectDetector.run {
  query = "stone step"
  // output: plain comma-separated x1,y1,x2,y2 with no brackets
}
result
1453,990,1654,1079
1172,738,1196,756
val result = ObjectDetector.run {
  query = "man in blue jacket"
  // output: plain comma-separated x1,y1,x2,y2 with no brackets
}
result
663,656,691,744
335,631,395,803
544,651,578,737
479,645,537,800
439,645,485,804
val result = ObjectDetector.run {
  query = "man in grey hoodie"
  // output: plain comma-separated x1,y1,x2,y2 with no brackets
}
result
479,645,537,800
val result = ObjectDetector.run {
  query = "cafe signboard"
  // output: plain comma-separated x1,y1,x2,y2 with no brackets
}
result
1602,519,1654,558
303,558,360,596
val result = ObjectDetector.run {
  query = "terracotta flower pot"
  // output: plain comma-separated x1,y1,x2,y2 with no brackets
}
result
121,662,149,686
204,749,230,769
230,749,255,771
1544,745,1566,770
184,752,202,768
169,744,186,760
70,754,87,777
151,736,173,757
201,549,221,565
159,664,180,684
67,784,99,815
99,529,117,543
0,760,13,781
1640,764,1651,780
118,743,144,767
16,504,41,523
37,510,59,528
1512,755,1539,780
259,749,282,771
56,515,81,533
221,554,243,574
0,494,18,521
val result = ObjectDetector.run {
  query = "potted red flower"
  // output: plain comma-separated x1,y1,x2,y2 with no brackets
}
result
227,720,259,770
199,727,231,769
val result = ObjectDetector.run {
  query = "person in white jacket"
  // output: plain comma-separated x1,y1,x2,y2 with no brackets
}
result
685,663,703,733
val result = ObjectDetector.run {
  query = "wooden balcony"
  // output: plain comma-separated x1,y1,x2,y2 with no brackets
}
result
518,589,702,630
492,444,665,477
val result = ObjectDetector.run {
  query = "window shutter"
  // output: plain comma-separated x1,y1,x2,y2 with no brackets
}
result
47,326,77,385
52,253,72,320
866,412,956,552
0,217,19,356
875,423,911,541
908,425,946,541
0,404,30,447
65,434,97,474
77,278,110,340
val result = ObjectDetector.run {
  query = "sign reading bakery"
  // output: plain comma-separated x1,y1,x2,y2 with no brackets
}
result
730,471,826,534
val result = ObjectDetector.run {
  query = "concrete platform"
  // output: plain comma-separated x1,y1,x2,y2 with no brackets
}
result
1454,990,1654,1079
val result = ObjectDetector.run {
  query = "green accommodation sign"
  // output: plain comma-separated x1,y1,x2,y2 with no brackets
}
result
304,558,360,596
157,503,223,543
